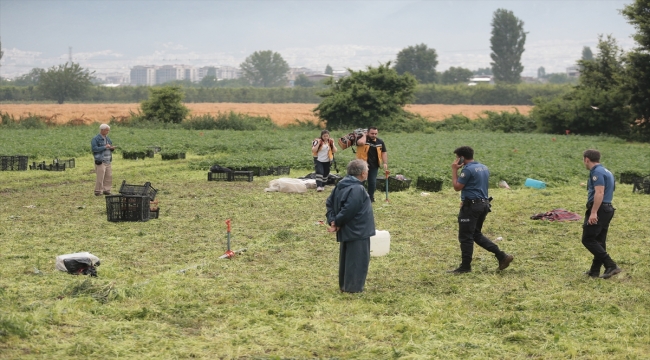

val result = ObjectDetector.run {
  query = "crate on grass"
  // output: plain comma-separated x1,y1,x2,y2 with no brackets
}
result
269,166,291,175
122,151,148,160
161,153,186,160
230,171,254,182
149,209,159,219
118,180,158,201
54,158,75,168
633,176,650,194
105,195,150,222
228,166,271,176
208,171,230,181
46,163,66,171
416,177,444,192
1,155,28,171
372,176,412,192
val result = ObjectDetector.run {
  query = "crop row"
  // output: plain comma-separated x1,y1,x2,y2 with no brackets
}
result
1,127,648,187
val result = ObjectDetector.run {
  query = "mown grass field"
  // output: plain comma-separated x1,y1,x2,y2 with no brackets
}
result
1,128,649,358
0,103,533,125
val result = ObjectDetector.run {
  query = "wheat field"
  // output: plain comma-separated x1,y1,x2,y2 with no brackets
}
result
0,103,533,126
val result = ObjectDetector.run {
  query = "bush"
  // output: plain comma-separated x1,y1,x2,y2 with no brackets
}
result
478,109,536,133
140,86,190,123
182,112,277,130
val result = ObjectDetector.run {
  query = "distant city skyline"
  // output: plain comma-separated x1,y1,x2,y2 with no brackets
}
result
0,0,636,79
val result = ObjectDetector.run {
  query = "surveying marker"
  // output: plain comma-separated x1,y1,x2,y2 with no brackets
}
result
219,219,247,259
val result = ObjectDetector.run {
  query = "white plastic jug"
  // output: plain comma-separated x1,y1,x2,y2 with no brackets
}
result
370,230,390,257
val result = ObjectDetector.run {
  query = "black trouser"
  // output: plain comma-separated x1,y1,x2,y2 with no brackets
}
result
339,238,370,293
313,158,331,188
457,202,505,269
367,166,379,200
581,204,616,271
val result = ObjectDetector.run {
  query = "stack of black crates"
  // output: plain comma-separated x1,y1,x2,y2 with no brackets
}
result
1,155,28,171
106,180,159,222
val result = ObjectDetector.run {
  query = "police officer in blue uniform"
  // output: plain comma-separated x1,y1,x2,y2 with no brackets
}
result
582,149,622,279
449,146,513,273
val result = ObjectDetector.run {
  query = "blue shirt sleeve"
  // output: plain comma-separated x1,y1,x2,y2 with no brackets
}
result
457,168,471,185
592,171,605,187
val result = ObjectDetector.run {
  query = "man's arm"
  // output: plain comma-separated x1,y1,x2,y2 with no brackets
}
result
357,133,366,146
381,151,388,171
333,188,364,227
589,186,605,225
451,160,465,192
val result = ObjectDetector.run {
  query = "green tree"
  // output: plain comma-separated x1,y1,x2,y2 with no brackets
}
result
394,43,438,84
0,40,3,64
622,0,650,140
324,64,333,75
582,46,594,61
314,62,417,129
440,67,473,84
533,35,629,136
14,68,44,86
240,50,289,87
546,73,573,84
38,62,94,104
490,9,527,84
537,67,546,79
140,86,190,123
199,75,218,88
294,74,313,87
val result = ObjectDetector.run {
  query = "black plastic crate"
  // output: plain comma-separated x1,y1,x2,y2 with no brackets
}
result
633,176,650,194
30,161,47,170
46,163,66,171
54,158,75,169
228,166,271,176
149,209,159,219
118,180,158,201
620,171,644,184
208,171,230,181
161,153,186,160
372,176,412,192
106,195,150,222
230,171,254,182
122,151,148,160
269,166,291,175
1,155,28,171
416,177,444,192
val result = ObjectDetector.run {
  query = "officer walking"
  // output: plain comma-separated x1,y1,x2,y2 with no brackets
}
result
581,149,622,279
449,146,513,273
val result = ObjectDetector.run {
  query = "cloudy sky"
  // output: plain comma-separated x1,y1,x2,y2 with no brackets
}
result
0,0,637,79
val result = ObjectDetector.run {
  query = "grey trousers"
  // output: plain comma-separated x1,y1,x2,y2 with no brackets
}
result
339,238,371,293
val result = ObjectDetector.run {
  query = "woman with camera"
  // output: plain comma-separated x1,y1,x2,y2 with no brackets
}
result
311,130,337,192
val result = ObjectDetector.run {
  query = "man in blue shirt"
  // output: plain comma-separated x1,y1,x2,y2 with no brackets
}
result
582,149,621,279
91,124,115,196
449,146,513,273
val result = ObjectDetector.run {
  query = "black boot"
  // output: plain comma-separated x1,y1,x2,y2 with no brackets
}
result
585,259,602,277
600,256,622,279
447,266,471,274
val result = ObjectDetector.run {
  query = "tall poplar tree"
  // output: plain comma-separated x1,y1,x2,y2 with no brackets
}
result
490,9,527,83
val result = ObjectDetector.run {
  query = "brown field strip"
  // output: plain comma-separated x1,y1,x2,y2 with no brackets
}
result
0,103,533,126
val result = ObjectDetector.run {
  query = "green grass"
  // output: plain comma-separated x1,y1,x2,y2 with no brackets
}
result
0,130,649,358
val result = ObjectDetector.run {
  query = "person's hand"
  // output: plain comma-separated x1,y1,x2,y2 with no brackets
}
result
588,213,598,225
382,163,388,171
451,158,462,171
327,221,339,233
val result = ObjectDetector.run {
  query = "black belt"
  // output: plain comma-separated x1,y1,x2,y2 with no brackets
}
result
587,202,612,208
464,198,488,204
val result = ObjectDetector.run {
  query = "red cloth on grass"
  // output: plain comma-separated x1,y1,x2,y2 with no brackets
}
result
530,209,581,222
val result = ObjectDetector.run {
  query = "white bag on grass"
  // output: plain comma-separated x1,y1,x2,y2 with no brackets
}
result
265,178,315,193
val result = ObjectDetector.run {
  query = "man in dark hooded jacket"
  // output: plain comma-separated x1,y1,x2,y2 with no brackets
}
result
326,159,376,293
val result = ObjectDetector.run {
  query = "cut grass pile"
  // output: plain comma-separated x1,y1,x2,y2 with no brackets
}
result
0,130,648,358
